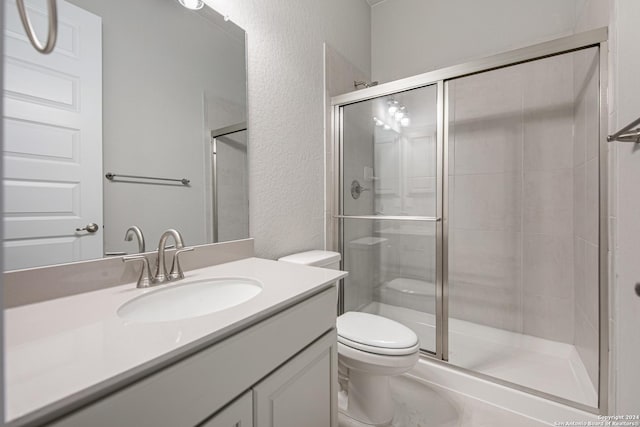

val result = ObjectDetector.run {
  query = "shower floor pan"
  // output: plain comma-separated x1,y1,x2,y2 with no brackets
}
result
362,302,598,408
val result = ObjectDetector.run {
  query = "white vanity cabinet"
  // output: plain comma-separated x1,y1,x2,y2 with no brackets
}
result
202,331,337,427
48,287,338,427
199,392,253,427
253,331,337,427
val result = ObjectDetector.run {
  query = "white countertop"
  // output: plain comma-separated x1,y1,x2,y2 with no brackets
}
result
4,257,347,424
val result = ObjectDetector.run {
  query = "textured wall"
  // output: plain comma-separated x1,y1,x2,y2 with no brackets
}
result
371,0,580,83
203,0,371,260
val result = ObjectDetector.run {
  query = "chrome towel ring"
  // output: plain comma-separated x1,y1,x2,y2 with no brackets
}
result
16,0,58,54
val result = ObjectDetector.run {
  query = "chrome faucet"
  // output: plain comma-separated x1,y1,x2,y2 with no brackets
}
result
124,225,145,253
122,228,193,288
155,229,193,283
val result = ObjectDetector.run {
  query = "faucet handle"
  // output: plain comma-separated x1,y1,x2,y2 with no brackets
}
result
169,247,194,280
123,255,154,288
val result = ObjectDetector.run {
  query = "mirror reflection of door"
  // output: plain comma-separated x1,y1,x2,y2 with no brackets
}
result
3,0,103,270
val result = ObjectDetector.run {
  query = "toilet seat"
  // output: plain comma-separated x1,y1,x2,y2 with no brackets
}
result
337,312,419,356
338,335,420,356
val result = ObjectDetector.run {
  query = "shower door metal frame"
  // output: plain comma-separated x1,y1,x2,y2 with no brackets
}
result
331,27,609,414
210,122,247,243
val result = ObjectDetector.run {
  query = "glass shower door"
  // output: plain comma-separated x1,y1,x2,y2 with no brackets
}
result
446,47,601,407
339,84,441,354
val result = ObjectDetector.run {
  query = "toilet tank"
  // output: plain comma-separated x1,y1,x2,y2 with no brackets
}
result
278,250,341,270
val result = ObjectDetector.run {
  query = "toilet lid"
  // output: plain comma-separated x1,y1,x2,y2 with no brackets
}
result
337,312,419,356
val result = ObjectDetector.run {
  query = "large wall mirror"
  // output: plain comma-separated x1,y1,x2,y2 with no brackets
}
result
3,0,248,270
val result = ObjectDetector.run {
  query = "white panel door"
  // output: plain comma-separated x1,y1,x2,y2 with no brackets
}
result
3,0,103,270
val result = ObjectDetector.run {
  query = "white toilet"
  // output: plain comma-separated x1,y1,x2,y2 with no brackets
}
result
279,250,420,426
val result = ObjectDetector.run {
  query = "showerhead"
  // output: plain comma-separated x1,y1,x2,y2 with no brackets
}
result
354,80,379,89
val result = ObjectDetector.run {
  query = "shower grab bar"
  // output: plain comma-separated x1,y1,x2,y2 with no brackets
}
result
105,173,190,186
608,116,640,143
17,0,58,54
334,215,441,222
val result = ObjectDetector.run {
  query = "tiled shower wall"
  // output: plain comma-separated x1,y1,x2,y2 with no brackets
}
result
448,64,529,333
521,54,576,343
448,52,596,344
572,47,600,389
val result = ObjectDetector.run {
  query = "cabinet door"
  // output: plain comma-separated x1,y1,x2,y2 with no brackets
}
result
199,391,252,427
254,330,338,427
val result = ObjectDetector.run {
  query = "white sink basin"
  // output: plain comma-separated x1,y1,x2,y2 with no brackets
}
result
117,277,263,323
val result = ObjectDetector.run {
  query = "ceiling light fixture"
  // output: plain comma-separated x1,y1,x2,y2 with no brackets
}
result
388,100,399,115
178,0,204,10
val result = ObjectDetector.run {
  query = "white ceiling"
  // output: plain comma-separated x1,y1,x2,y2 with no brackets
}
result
366,0,386,6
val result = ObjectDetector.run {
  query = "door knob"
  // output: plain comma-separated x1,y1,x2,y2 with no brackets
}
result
76,223,99,233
